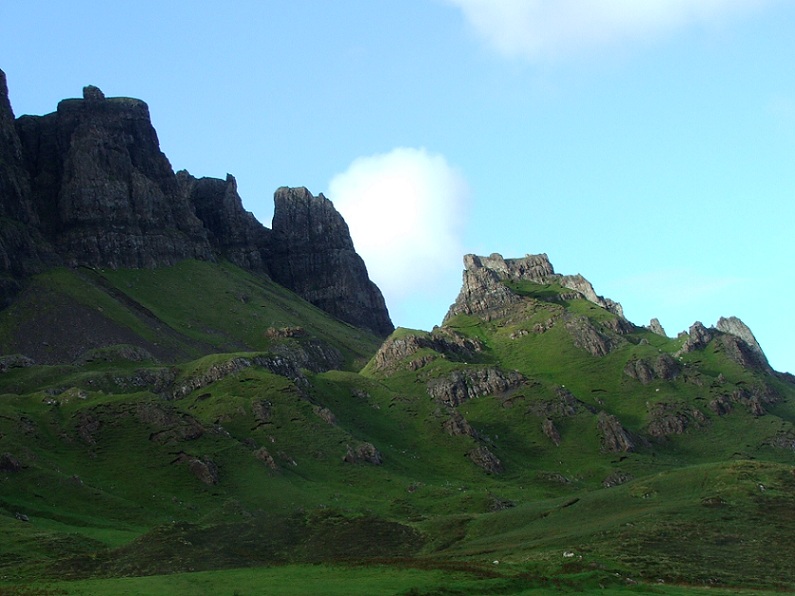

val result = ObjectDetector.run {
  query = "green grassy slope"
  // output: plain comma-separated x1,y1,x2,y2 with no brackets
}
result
1,271,794,593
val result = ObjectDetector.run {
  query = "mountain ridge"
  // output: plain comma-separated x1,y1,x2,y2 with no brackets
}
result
0,70,393,336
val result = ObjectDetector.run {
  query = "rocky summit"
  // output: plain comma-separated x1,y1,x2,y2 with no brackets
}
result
445,252,624,323
0,69,392,336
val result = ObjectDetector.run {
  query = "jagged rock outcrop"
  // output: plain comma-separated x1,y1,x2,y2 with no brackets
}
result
169,354,309,400
136,403,205,444
527,386,596,418
716,317,763,355
444,253,624,324
178,172,271,271
343,442,383,465
715,316,770,371
442,410,479,438
542,418,561,446
648,318,667,337
675,317,770,372
676,322,715,356
253,446,278,470
565,316,618,357
0,354,35,372
624,354,680,384
467,445,503,474
443,254,534,322
371,327,484,374
188,456,220,485
427,367,526,407
645,402,707,438
269,187,393,336
602,470,633,488
597,412,635,453
0,72,393,337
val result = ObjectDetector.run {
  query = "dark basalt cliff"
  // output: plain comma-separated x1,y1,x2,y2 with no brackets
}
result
0,69,392,335
0,70,57,303
15,87,213,269
270,187,394,337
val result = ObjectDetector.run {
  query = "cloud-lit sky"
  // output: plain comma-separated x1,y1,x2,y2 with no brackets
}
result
1,1,793,372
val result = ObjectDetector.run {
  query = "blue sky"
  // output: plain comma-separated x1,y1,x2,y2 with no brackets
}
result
2,1,793,372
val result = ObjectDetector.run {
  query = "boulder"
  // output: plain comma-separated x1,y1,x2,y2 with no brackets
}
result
468,445,503,474
343,442,383,465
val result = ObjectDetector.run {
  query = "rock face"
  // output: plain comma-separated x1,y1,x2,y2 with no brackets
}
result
645,402,707,439
16,87,213,268
0,69,56,305
444,253,624,323
715,316,770,371
675,317,770,371
0,71,392,336
269,186,393,336
648,318,667,337
426,367,526,407
371,327,484,374
177,171,271,272
624,354,680,384
467,445,503,474
343,442,383,465
597,412,635,453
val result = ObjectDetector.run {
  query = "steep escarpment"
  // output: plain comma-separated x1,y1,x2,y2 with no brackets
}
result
177,171,271,272
0,70,56,304
15,86,213,268
0,70,392,336
269,186,393,336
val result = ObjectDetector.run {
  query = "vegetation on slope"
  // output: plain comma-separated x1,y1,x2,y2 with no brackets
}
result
1,268,794,593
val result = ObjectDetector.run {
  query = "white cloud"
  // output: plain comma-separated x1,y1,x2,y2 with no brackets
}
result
444,0,770,61
328,148,468,310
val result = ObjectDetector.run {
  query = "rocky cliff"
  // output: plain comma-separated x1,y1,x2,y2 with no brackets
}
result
15,86,213,269
0,69,392,335
269,187,394,336
444,252,624,323
0,70,57,305
443,251,774,371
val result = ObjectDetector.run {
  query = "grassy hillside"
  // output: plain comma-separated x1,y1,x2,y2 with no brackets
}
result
2,267,794,593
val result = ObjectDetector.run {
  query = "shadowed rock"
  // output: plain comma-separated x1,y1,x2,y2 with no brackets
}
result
269,186,393,336
343,442,383,465
468,445,503,474
0,72,393,339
